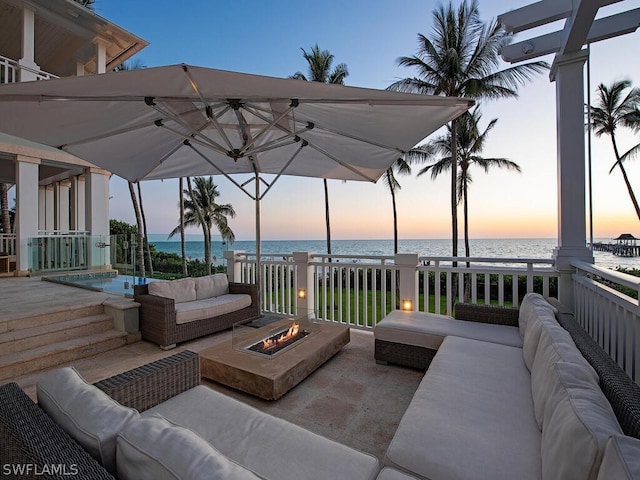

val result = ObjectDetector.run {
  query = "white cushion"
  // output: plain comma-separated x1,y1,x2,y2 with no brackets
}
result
375,467,420,480
519,293,557,338
148,277,196,303
374,310,522,350
531,318,598,429
385,336,541,480
541,362,623,480
597,435,640,480
144,386,380,480
36,367,140,475
195,273,229,300
116,414,260,480
174,294,252,324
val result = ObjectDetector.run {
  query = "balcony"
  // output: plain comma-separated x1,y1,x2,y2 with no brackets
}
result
0,54,58,84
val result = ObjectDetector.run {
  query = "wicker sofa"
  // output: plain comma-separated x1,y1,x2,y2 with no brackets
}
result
133,274,259,349
0,351,381,480
374,294,640,480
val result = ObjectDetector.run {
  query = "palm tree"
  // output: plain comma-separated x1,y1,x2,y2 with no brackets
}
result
73,0,95,9
179,177,188,276
169,176,235,275
388,0,548,257
383,158,416,254
1,183,10,235
127,181,146,277
291,44,348,255
409,107,521,259
590,80,640,221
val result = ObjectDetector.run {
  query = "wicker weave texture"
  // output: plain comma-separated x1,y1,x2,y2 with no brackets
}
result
374,339,437,371
93,350,200,412
453,303,519,326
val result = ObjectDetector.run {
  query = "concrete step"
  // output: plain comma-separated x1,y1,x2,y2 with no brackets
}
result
0,303,106,334
0,314,114,355
0,329,139,382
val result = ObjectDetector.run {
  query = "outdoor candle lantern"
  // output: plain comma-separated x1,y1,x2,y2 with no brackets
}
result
402,299,413,311
298,288,307,299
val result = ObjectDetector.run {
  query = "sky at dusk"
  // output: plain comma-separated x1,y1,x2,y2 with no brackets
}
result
94,0,640,242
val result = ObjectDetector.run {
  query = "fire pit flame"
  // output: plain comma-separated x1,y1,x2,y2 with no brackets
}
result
246,321,311,356
262,322,300,351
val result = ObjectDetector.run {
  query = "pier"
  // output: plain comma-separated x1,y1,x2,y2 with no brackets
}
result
592,234,640,257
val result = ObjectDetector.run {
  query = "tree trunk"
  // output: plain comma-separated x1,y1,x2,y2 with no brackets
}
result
128,181,145,278
463,172,471,302
136,182,153,275
388,171,399,254
450,118,459,259
324,178,331,256
611,137,640,221
0,183,10,234
179,177,188,276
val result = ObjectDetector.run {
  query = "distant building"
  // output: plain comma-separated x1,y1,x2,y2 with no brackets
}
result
0,0,147,275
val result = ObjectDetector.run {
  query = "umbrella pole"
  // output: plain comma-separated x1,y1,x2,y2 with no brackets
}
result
255,169,262,315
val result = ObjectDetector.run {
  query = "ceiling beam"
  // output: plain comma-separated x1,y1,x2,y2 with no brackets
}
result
500,8,640,63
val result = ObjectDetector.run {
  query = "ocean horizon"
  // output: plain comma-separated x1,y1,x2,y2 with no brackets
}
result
146,237,640,271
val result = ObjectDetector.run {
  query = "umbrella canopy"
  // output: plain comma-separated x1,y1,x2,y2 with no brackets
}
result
0,64,472,188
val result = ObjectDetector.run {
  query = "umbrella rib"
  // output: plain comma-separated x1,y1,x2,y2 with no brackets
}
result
57,118,160,149
258,141,307,200
186,141,256,200
238,101,297,152
137,138,187,182
308,123,405,154
156,121,230,157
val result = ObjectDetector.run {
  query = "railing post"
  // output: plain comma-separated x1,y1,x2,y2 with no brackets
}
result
395,253,419,311
223,250,243,283
293,252,315,317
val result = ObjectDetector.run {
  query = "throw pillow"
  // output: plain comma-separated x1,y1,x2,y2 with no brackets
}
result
518,293,557,338
36,367,140,475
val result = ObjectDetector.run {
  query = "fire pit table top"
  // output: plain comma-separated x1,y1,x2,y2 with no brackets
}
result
200,317,350,400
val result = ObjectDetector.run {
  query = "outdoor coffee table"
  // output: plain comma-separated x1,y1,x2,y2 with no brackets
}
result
199,316,350,400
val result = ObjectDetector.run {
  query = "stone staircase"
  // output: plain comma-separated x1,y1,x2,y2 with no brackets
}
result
0,303,140,382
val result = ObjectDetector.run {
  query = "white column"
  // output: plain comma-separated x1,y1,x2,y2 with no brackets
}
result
223,250,244,283
96,40,108,74
57,181,71,231
18,5,39,82
84,167,110,268
293,252,315,317
395,253,419,311
76,61,85,77
44,185,54,231
38,186,46,231
551,50,594,308
15,155,40,275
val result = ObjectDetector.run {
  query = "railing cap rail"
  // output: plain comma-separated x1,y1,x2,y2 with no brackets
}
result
571,259,640,291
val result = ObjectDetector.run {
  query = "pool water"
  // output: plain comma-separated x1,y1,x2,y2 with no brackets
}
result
44,272,156,296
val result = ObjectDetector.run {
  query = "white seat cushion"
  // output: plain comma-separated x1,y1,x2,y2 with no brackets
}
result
174,294,251,324
148,277,196,303
37,367,140,475
194,273,229,300
597,435,640,480
144,386,380,480
374,310,522,350
542,362,623,480
385,336,541,480
519,293,557,338
116,414,260,480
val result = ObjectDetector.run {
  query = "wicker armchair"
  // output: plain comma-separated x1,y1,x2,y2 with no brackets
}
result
133,282,259,349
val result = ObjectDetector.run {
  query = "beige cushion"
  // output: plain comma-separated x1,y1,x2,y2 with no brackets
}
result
195,273,229,300
522,305,559,372
374,310,522,350
385,336,541,480
531,318,598,429
36,367,140,475
174,294,252,324
116,414,260,480
597,435,640,480
375,467,420,480
519,293,557,338
542,362,623,480
148,277,196,303
144,386,380,480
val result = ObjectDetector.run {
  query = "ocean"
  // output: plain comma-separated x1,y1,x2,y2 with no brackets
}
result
147,237,640,271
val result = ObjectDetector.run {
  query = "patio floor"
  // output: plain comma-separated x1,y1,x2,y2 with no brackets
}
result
2,277,424,460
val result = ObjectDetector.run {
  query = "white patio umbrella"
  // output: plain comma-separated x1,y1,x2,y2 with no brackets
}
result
0,64,472,290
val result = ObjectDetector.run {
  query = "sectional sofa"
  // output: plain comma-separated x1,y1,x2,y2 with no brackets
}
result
375,294,640,479
133,273,259,349
0,351,380,480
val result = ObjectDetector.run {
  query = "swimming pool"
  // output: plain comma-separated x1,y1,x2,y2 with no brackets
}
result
43,271,156,296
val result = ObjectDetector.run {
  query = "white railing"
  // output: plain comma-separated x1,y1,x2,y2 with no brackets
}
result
0,233,16,255
572,259,640,383
418,257,558,315
0,55,58,84
227,251,559,330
